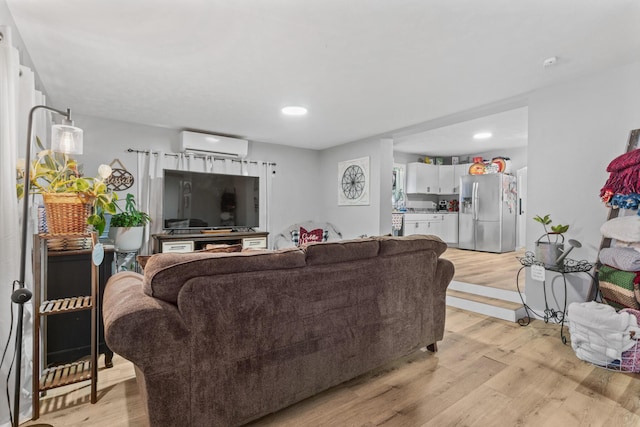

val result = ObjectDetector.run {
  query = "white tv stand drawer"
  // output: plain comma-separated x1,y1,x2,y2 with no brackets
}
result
162,241,195,253
242,237,267,250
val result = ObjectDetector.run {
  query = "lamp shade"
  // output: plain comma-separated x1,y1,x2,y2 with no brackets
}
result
52,124,83,154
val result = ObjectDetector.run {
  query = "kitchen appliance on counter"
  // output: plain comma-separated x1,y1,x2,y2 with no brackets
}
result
458,173,516,253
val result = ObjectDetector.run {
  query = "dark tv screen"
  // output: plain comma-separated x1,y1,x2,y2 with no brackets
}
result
162,169,259,230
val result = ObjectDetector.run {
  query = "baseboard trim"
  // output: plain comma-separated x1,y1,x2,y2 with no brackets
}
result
448,280,525,304
446,295,525,322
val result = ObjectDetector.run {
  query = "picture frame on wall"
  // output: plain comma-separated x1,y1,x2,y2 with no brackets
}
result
338,156,370,206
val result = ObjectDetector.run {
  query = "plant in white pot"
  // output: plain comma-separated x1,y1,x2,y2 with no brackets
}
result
533,214,570,267
108,193,150,252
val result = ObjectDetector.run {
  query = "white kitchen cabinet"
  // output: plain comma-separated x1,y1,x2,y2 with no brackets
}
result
406,163,438,194
438,165,455,194
441,213,459,244
407,162,467,194
453,164,469,194
402,214,444,238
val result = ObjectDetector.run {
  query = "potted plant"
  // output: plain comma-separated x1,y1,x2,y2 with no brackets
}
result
16,137,117,235
533,214,570,266
108,193,150,252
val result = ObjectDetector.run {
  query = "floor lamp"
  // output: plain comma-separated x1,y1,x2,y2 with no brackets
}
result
11,105,83,427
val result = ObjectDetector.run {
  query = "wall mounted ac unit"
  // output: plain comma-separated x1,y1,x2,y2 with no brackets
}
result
179,131,248,158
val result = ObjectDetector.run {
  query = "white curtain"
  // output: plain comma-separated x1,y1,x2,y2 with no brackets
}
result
0,26,44,427
136,152,275,254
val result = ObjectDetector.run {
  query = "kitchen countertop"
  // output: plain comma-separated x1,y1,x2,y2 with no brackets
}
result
394,209,459,214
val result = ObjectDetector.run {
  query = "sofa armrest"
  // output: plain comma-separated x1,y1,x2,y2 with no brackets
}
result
436,257,455,292
429,257,455,344
103,271,190,372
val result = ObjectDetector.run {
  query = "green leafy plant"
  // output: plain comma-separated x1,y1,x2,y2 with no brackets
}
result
16,137,118,235
110,193,150,227
533,214,569,243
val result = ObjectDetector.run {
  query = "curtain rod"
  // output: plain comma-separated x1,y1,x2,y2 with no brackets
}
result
127,148,276,167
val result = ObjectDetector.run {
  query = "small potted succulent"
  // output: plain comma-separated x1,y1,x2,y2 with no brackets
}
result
533,214,570,266
16,137,117,235
108,193,150,252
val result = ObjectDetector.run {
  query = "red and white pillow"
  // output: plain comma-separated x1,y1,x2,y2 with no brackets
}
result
291,227,328,246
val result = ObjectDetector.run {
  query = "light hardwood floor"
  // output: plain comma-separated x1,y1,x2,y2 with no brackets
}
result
23,307,640,427
443,247,526,291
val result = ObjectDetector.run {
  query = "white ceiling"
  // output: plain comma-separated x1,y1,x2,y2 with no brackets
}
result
394,107,528,156
6,1,640,153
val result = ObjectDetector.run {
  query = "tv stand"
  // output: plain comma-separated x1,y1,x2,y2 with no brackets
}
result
152,231,268,254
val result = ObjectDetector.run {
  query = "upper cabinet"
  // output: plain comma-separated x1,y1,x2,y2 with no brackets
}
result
453,163,469,193
438,165,455,194
406,163,439,194
407,162,469,194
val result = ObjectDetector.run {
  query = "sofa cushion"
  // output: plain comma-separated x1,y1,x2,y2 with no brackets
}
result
376,234,447,257
143,247,306,304
303,238,379,266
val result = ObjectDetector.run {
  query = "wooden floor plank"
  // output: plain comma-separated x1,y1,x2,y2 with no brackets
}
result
24,307,640,427
444,247,526,291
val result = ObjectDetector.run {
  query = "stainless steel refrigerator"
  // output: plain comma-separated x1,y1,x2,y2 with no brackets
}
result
458,173,517,253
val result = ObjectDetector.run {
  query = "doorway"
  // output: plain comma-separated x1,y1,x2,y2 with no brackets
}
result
516,166,528,249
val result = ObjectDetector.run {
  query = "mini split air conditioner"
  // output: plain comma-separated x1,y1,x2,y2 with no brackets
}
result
179,131,248,158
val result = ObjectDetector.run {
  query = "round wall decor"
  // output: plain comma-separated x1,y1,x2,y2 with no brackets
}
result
338,157,370,206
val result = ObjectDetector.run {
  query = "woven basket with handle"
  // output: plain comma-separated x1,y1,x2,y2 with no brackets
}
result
42,193,94,235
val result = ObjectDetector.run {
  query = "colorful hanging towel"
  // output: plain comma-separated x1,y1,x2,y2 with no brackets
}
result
392,213,404,231
608,193,640,210
598,265,640,310
600,148,640,204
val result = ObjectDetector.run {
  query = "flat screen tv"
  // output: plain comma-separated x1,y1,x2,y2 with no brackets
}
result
162,169,259,231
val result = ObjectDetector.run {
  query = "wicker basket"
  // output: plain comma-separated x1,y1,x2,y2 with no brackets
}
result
42,193,93,235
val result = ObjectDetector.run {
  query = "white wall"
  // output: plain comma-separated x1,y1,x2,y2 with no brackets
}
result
0,1,44,90
525,59,640,311
71,113,322,246
74,110,396,244
393,151,421,166
247,141,322,239
320,137,394,239
73,113,179,181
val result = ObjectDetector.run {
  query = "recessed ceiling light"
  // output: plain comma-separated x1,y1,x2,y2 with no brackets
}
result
281,106,308,116
473,132,492,140
543,56,557,68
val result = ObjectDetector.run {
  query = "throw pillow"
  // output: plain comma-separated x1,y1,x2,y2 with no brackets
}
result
200,243,243,253
137,255,152,269
299,227,324,245
291,227,327,246
601,215,640,242
136,243,243,270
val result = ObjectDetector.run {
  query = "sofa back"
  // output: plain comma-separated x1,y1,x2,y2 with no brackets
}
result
105,234,453,426
142,235,447,304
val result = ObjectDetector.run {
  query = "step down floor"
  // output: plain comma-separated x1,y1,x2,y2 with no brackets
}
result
447,281,528,323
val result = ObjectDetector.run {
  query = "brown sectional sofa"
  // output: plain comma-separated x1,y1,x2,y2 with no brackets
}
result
103,235,454,426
